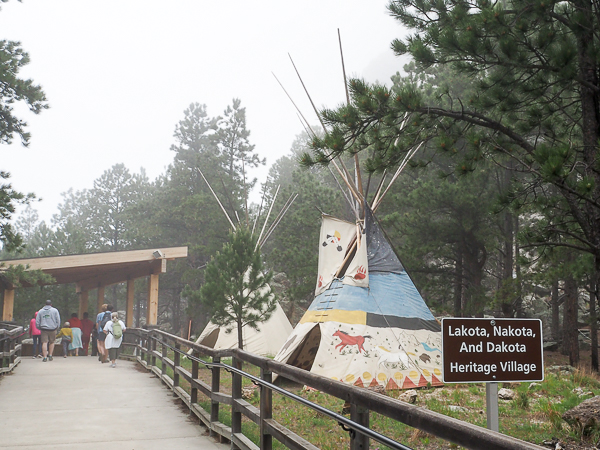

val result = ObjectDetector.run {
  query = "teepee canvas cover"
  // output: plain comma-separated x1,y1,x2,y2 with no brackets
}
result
195,300,293,357
274,209,442,390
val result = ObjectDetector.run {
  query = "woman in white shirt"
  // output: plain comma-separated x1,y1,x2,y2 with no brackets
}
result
104,312,126,368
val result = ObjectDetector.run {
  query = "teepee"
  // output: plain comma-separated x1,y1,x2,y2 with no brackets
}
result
195,300,293,357
274,207,443,389
193,173,294,357
273,41,442,386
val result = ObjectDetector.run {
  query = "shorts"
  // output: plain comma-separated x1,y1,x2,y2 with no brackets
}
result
108,347,120,361
40,329,56,344
97,331,107,342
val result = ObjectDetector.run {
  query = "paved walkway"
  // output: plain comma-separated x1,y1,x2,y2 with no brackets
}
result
0,356,229,449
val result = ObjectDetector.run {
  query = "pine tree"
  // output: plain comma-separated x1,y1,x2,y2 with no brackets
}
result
305,0,600,368
189,227,276,350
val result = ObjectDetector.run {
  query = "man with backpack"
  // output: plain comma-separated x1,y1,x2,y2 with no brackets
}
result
104,312,126,368
95,304,113,364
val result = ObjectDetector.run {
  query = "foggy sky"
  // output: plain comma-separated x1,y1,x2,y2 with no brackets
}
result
0,1,406,223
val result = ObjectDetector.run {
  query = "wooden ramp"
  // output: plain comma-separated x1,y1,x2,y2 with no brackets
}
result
0,357,228,449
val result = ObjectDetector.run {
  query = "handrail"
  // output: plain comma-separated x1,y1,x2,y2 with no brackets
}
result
124,328,545,450
154,335,412,450
0,325,24,375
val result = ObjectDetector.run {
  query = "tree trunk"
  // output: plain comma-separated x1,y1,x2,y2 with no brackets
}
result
563,274,580,366
462,231,487,317
551,279,560,342
237,317,244,350
454,246,463,317
591,260,599,371
513,215,523,317
590,282,598,371
499,209,514,317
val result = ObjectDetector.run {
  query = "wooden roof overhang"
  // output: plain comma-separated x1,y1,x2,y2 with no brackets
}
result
0,246,188,291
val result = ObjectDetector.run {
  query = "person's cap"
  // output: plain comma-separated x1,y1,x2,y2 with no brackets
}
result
65,322,70,327
45,299,52,305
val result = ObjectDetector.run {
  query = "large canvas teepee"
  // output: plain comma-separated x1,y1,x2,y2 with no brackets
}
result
274,208,443,390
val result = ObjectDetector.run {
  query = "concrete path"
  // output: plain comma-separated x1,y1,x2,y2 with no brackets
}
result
0,356,229,450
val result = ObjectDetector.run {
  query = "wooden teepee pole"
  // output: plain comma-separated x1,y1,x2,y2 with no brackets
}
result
338,29,364,217
197,168,236,231
255,184,280,251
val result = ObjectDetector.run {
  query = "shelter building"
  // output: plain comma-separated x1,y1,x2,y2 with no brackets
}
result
0,246,188,326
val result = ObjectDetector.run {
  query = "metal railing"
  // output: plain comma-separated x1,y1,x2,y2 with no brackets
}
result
0,324,23,375
123,328,545,450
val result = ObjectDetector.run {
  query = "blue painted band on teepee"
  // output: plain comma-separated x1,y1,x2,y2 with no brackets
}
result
310,272,436,321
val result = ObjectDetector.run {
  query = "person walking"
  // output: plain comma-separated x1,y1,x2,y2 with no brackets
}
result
104,312,126,368
79,312,94,356
69,324,83,356
36,300,60,362
95,304,113,363
56,322,73,357
29,312,42,358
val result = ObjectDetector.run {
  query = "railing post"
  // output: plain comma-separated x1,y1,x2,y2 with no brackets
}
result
210,355,221,438
151,332,157,369
146,332,152,367
190,350,198,416
2,333,7,370
350,403,370,450
173,342,180,396
260,368,273,450
161,336,167,377
231,354,242,449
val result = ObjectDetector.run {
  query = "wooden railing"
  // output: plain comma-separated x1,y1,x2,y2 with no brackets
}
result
122,328,545,450
0,324,23,375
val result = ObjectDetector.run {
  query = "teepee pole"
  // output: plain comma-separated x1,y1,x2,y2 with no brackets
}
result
260,192,295,245
197,168,236,231
272,72,318,138
252,187,266,237
260,193,298,248
338,29,364,217
289,54,327,132
288,53,362,221
328,166,359,217
371,170,387,209
256,184,280,251
373,142,423,212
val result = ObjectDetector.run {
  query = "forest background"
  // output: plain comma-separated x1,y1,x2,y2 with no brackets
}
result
1,0,596,373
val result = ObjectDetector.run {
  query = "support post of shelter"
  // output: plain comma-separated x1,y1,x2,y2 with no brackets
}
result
147,274,158,326
126,279,134,328
77,288,89,318
97,286,105,313
2,289,14,322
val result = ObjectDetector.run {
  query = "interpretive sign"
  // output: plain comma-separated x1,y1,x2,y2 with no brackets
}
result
442,318,544,383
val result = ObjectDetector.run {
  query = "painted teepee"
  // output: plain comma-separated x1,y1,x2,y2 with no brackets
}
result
274,208,443,389
273,40,441,387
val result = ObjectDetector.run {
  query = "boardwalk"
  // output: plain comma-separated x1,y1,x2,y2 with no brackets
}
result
0,357,229,450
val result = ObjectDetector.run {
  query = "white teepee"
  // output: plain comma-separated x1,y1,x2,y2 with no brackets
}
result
194,172,295,356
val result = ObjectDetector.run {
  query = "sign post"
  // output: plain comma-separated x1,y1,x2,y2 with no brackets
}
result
442,318,544,431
